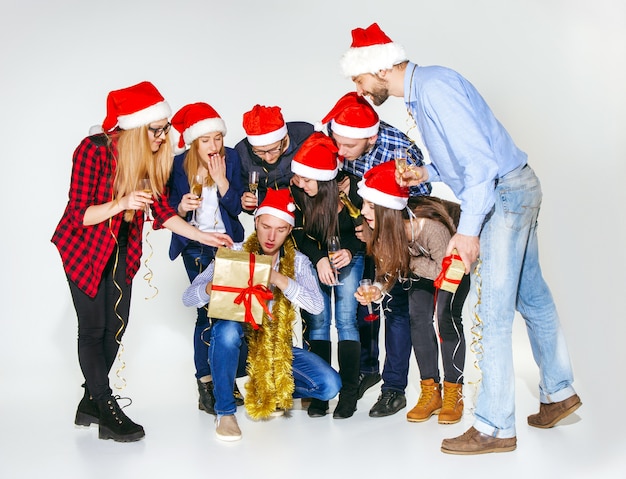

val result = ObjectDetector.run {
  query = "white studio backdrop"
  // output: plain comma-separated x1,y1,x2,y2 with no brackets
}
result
0,0,625,461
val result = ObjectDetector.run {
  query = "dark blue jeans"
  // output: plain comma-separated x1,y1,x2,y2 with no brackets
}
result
380,280,411,393
181,241,217,379
358,255,380,374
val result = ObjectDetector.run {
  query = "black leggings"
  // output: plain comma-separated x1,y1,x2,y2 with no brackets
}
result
408,274,469,384
68,244,131,400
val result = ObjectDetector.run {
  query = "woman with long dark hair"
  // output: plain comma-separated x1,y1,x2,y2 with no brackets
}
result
355,161,468,423
291,132,364,419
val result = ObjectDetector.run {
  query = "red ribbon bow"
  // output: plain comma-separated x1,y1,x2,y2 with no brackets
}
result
434,252,463,290
211,253,274,330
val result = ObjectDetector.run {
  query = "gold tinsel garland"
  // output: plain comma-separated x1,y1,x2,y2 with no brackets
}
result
242,234,296,419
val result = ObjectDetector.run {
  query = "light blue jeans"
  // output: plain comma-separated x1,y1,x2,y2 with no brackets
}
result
305,252,364,342
471,164,576,438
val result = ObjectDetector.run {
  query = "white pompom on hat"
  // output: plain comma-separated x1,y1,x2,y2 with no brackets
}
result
171,102,227,149
340,23,408,78
318,92,380,139
291,132,339,181
102,81,171,132
357,160,409,210
255,188,296,226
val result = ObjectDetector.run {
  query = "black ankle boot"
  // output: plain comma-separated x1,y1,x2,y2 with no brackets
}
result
197,379,216,415
96,396,145,442
333,340,361,419
75,384,99,426
307,398,329,417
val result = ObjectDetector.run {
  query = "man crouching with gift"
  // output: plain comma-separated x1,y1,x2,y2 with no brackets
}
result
182,188,341,441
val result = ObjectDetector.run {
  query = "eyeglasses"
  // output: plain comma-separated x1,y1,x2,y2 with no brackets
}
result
252,138,284,157
148,122,171,137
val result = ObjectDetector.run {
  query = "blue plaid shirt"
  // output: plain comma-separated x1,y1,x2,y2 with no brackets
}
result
340,121,431,197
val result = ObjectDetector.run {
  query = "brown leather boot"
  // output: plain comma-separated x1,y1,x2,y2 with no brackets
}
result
527,394,582,428
406,378,442,422
438,381,463,424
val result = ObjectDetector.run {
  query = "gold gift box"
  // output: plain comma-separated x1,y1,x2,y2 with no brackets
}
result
438,250,465,293
207,248,273,327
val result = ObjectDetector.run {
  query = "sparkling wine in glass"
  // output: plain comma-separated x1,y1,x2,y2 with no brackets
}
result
359,278,379,321
328,235,342,286
249,170,259,197
139,178,153,221
393,147,407,174
190,174,204,227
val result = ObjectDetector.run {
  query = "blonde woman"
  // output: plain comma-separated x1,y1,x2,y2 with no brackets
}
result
169,102,245,414
52,82,233,443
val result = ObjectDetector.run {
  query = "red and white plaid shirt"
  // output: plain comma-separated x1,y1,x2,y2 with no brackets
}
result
51,134,175,298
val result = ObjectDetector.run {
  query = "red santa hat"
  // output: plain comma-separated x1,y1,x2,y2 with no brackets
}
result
171,102,227,149
291,132,339,181
102,81,171,132
255,188,296,226
357,160,409,210
242,105,288,146
317,92,380,139
340,23,407,77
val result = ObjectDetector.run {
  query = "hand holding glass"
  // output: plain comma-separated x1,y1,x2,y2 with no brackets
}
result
190,174,204,227
359,278,379,321
248,171,259,197
328,235,343,286
393,148,407,174
139,178,153,221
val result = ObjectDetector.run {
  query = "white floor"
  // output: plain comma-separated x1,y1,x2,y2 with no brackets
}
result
1,315,623,479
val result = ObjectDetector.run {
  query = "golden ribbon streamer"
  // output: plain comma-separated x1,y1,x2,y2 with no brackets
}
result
108,219,127,391
142,225,159,300
467,258,483,414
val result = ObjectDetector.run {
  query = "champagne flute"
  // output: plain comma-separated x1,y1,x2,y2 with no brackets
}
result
139,178,153,221
359,278,379,322
249,170,260,201
190,174,204,227
393,147,407,174
328,235,343,286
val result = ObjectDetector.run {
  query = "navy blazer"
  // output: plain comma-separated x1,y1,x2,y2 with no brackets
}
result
167,147,245,260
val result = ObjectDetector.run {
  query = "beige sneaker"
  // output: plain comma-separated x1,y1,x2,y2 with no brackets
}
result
215,415,242,442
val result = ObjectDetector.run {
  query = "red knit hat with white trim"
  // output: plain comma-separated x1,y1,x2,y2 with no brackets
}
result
102,81,171,132
317,92,380,139
357,160,409,210
255,188,296,226
291,132,339,181
171,102,227,149
340,23,407,77
242,105,288,146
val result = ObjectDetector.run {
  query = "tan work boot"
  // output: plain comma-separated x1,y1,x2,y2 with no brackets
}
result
406,378,442,422
215,414,242,442
439,381,464,424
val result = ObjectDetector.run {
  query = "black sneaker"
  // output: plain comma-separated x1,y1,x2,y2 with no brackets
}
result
369,390,406,418
357,372,382,399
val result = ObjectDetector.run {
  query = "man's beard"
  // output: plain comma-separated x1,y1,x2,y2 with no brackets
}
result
368,82,390,106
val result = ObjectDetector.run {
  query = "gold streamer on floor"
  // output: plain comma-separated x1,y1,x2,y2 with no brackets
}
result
467,259,483,414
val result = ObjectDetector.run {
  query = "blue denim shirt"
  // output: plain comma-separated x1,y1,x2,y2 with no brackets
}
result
403,62,527,236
